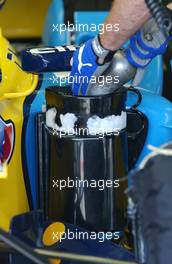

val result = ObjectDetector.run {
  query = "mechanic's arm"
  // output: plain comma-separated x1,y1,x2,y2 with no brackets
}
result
70,0,151,96
100,0,150,51
70,0,172,96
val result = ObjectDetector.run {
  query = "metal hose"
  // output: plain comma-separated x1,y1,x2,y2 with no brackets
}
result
145,0,172,37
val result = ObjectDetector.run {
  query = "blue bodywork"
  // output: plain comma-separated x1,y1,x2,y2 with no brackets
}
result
127,89,172,166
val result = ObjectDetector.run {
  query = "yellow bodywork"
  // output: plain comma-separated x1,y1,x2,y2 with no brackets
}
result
0,29,38,231
0,0,51,39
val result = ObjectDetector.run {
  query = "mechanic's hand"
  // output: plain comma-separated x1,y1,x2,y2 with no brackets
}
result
126,14,172,68
69,36,115,96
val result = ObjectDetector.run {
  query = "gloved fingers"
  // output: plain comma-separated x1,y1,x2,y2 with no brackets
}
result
71,60,111,96
69,65,81,96
78,64,111,96
69,35,115,96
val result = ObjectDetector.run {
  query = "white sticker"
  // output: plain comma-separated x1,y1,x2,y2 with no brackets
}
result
66,45,76,51
55,46,66,52
30,48,56,54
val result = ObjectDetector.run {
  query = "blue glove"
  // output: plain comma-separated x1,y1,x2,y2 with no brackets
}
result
69,36,115,96
126,16,172,68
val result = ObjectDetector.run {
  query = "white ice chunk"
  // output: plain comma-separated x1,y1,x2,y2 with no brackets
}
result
87,111,127,135
59,113,77,132
46,108,77,134
46,108,59,130
46,108,126,136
